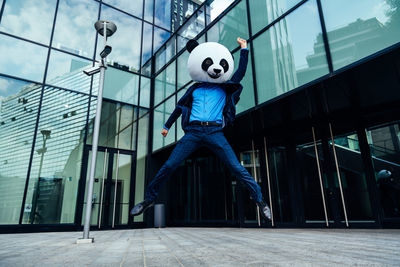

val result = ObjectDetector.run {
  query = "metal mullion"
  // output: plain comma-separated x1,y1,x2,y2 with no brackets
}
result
263,137,275,227
251,140,261,226
311,126,329,227
0,0,6,23
19,0,61,225
112,150,120,228
316,0,333,73
245,0,258,106
0,31,49,49
328,123,349,227
174,46,178,142
249,0,308,42
0,73,43,87
49,47,94,62
100,1,145,22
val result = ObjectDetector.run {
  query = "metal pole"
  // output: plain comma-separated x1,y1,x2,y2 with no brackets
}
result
82,22,108,241
311,127,329,227
251,140,261,227
263,137,274,227
329,123,349,227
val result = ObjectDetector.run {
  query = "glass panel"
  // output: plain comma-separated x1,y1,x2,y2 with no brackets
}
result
268,146,293,223
366,122,400,219
52,0,99,58
81,150,107,226
142,22,153,67
139,76,151,108
118,105,135,148
110,153,132,226
164,96,176,146
103,0,143,18
0,77,41,224
321,0,400,70
253,0,329,104
206,0,235,23
177,7,205,51
153,26,171,57
141,60,152,76
207,0,248,51
0,34,48,82
232,49,255,114
99,6,142,72
296,141,329,222
134,112,149,222
153,105,164,151
153,99,176,151
240,149,261,223
87,100,136,151
330,131,374,222
249,0,302,34
176,87,189,141
154,0,171,30
103,67,139,106
144,0,154,22
177,50,191,89
154,62,176,106
0,0,57,44
46,49,94,94
22,87,88,224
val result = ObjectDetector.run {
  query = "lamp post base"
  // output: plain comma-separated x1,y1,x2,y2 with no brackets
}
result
76,238,94,244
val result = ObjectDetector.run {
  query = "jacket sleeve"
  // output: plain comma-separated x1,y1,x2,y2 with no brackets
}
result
164,106,182,130
230,48,249,83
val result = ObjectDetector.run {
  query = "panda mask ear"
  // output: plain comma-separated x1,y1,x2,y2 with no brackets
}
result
186,39,199,53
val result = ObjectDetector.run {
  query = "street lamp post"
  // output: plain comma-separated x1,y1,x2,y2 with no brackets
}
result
77,20,117,244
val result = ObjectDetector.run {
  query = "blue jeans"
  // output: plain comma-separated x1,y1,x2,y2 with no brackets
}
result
144,125,263,202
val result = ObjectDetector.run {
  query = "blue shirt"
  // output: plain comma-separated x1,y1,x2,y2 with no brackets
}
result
188,83,226,124
163,48,249,130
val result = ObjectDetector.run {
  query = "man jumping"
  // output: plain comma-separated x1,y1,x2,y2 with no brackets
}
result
130,37,271,222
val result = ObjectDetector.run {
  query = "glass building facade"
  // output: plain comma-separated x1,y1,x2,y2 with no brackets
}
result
1,0,400,231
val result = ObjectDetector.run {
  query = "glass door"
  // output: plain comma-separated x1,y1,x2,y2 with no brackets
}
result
328,123,374,225
239,140,264,226
81,146,134,228
296,127,332,226
366,122,400,222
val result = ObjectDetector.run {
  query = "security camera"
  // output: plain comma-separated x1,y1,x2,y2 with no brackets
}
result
100,45,112,58
83,65,101,76
95,20,117,37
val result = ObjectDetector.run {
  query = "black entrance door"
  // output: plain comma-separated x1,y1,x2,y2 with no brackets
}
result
79,145,135,229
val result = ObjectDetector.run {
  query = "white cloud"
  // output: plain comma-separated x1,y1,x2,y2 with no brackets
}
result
0,78,11,94
0,0,56,44
372,1,390,24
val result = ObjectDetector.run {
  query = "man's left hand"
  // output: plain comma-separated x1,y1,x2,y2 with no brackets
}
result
237,37,247,49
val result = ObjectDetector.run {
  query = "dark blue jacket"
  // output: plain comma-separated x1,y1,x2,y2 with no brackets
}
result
164,49,249,132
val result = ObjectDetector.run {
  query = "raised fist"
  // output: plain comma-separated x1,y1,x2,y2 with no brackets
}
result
237,37,247,49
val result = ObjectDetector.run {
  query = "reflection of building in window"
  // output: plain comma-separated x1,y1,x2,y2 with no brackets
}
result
0,62,94,223
172,0,204,32
300,17,387,81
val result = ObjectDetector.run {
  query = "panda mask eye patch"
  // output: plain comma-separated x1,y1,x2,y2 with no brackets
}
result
202,57,214,71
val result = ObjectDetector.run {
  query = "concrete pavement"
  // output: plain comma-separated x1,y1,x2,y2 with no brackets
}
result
0,228,399,266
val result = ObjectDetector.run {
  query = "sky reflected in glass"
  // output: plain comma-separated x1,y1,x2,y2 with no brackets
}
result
0,34,48,82
103,0,143,18
99,5,143,72
52,0,99,58
0,0,57,44
154,0,171,30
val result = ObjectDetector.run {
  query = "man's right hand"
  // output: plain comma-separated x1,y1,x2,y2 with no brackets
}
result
161,128,168,137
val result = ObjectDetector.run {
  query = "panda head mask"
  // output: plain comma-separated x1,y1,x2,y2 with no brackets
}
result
186,40,234,83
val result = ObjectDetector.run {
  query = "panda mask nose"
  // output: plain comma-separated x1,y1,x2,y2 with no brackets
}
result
213,68,222,74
